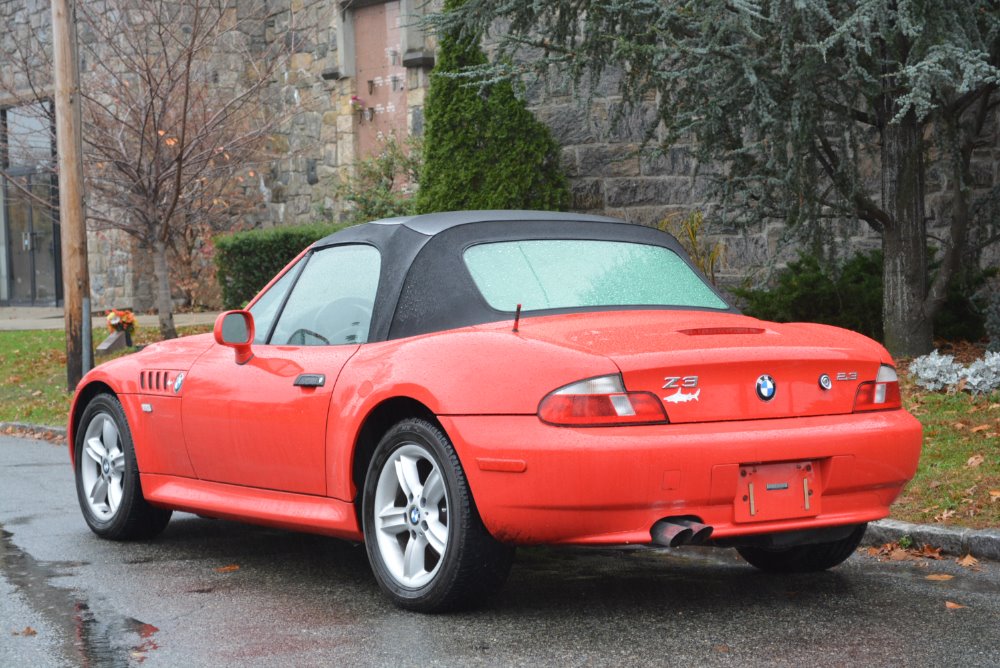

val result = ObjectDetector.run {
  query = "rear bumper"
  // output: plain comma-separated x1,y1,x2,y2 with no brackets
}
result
440,410,922,545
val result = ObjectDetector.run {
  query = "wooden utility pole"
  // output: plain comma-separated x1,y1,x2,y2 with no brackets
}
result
51,0,91,391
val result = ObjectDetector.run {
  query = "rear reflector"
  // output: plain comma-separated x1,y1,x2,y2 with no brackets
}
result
538,374,669,426
853,365,902,412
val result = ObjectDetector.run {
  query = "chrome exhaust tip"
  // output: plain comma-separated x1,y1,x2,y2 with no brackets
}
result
650,517,714,547
650,519,694,547
675,518,714,545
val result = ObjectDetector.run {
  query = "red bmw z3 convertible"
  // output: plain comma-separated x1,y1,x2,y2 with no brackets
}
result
69,211,922,611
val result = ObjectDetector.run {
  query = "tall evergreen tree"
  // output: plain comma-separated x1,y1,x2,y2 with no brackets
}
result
416,0,569,214
435,0,1000,356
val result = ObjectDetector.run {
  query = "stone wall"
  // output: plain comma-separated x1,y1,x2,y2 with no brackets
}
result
2,0,997,308
257,0,434,229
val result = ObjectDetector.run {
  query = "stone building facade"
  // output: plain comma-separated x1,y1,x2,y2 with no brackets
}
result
1,0,997,309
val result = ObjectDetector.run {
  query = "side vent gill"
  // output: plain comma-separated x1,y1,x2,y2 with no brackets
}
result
138,369,182,395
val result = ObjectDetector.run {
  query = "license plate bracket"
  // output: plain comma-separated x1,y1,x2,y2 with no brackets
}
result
734,461,820,523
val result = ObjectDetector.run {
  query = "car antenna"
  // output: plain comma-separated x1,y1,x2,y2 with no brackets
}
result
513,303,522,333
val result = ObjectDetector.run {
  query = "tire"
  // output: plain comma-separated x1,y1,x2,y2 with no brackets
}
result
74,394,172,540
737,523,867,573
362,418,513,612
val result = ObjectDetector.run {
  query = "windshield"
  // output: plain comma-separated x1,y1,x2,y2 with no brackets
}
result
463,239,728,312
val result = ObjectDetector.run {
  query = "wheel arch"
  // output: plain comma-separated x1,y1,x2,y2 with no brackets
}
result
69,380,117,465
350,396,442,522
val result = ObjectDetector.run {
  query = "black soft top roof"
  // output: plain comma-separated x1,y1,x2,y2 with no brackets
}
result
307,210,734,341
312,209,627,245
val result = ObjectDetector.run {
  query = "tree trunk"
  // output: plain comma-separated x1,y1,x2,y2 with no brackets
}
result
130,238,157,312
881,109,932,357
152,237,177,340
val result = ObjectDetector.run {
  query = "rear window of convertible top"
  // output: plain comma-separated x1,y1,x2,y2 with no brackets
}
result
463,239,728,312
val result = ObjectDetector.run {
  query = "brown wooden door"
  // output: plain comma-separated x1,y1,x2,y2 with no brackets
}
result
354,1,410,158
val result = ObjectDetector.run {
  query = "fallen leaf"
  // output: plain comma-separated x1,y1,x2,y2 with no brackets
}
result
957,554,979,569
934,509,956,522
990,490,1000,503
918,544,943,560
970,425,990,433
952,422,967,430
713,645,730,653
13,626,37,636
925,574,954,581
889,548,913,561
214,564,240,573
945,601,966,610
966,454,985,468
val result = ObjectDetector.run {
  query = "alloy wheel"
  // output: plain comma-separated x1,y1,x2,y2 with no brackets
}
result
372,442,450,589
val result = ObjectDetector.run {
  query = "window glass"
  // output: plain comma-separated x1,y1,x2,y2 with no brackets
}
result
464,240,727,311
5,103,53,169
248,258,304,344
269,245,381,346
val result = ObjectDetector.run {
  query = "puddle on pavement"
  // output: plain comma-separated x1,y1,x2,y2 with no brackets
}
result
0,527,161,666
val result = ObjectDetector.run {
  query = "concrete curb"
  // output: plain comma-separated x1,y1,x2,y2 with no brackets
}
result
863,518,1000,562
1,422,997,561
0,422,67,440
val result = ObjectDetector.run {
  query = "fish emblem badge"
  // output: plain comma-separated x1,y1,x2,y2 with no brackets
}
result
663,388,700,404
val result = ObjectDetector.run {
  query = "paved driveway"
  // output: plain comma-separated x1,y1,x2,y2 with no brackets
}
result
2,434,998,667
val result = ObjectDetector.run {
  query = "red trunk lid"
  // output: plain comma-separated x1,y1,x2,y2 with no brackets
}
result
512,310,886,423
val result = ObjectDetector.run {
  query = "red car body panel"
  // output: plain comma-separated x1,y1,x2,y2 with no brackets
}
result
69,309,921,545
68,213,922,552
442,410,920,545
139,473,360,539
181,342,358,495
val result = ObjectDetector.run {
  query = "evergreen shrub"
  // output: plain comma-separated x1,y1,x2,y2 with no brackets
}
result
215,222,346,309
416,0,569,213
735,252,883,340
735,250,989,343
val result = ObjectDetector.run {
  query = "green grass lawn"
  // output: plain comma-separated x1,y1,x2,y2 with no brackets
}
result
0,329,74,426
892,371,999,529
1,327,997,528
0,325,212,427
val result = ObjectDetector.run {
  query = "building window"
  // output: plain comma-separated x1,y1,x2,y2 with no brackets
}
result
1,101,61,305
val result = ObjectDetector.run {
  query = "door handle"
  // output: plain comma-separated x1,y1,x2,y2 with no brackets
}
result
294,373,326,388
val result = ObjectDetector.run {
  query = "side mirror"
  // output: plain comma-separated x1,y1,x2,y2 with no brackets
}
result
214,310,255,365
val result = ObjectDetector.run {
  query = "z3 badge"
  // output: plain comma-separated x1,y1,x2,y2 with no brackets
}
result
663,375,699,403
663,376,699,389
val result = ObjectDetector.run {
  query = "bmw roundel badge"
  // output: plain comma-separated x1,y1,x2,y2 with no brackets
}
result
755,374,776,401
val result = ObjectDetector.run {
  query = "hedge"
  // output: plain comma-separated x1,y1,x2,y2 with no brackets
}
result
215,222,347,309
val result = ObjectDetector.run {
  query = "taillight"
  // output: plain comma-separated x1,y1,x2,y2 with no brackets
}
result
538,374,669,426
853,365,902,412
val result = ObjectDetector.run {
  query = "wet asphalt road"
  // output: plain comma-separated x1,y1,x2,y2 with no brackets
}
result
2,434,999,667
